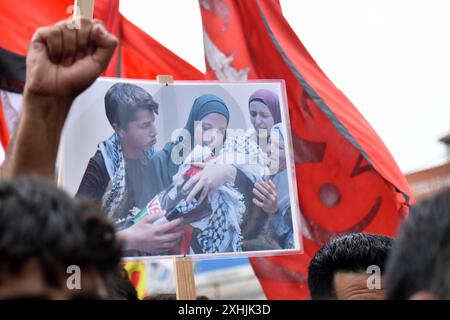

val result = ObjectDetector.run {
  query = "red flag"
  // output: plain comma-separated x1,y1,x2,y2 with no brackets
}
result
200,0,412,299
0,0,121,76
0,97,8,149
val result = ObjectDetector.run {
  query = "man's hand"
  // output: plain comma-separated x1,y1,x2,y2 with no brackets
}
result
118,212,184,254
26,17,117,99
3,18,117,178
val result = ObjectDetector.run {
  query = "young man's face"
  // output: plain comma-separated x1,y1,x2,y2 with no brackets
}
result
118,109,157,154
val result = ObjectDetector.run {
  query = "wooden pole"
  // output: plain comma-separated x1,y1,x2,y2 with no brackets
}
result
74,0,95,19
58,0,94,186
173,257,197,300
156,75,174,84
156,74,196,300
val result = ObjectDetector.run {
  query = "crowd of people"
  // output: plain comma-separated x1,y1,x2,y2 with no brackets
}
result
0,17,449,300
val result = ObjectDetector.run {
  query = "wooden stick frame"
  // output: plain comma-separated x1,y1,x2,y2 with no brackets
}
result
74,0,95,19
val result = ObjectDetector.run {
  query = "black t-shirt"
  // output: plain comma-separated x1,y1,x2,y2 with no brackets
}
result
76,150,109,202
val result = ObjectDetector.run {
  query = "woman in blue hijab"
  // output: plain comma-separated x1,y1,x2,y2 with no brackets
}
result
152,94,231,192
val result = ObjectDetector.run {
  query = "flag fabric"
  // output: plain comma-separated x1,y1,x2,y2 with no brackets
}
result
0,0,122,141
0,97,8,161
200,0,412,299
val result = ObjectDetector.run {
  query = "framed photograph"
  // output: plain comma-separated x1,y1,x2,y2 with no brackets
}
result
59,78,302,259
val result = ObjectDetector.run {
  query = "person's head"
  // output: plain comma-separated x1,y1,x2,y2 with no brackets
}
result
386,188,450,300
0,176,122,299
267,123,287,173
248,89,281,137
308,233,393,300
105,83,159,153
183,94,229,151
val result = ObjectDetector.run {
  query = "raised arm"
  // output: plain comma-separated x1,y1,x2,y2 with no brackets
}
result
2,18,117,179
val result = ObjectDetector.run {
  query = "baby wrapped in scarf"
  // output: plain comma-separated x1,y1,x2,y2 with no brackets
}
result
133,134,269,254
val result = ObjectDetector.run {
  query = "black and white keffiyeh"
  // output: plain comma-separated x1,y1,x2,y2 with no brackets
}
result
171,145,246,254
176,131,270,254
99,133,154,220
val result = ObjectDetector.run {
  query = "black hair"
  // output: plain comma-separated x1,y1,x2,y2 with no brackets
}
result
0,176,122,289
104,83,158,129
386,188,450,299
308,233,393,300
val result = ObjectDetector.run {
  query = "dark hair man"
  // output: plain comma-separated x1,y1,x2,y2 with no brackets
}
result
308,233,393,300
0,176,122,299
386,188,450,300
77,82,159,214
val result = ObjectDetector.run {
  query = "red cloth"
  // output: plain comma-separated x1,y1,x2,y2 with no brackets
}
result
0,0,121,76
0,0,121,148
0,97,8,149
200,0,412,299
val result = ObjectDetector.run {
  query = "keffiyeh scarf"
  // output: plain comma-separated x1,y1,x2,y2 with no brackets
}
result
172,145,246,254
180,131,269,254
99,133,154,220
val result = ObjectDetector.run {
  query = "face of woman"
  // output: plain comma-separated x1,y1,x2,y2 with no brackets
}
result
249,101,275,135
267,131,286,173
194,113,228,150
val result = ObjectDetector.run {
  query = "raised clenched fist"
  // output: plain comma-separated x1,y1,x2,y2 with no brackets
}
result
25,17,117,99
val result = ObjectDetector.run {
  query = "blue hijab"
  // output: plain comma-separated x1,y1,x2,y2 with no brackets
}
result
153,94,230,188
181,94,230,149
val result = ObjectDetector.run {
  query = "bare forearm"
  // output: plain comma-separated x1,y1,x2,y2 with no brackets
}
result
3,91,73,179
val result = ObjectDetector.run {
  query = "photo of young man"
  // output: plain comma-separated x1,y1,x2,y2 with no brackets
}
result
77,83,183,255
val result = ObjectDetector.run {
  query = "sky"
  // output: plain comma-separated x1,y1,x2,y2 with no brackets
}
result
120,0,450,174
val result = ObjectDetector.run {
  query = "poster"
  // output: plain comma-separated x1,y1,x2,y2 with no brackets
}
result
60,78,302,259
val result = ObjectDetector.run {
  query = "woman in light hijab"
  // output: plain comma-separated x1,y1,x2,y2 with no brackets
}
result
246,88,282,170
248,89,281,144
233,89,284,246
248,88,283,213
247,123,294,250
